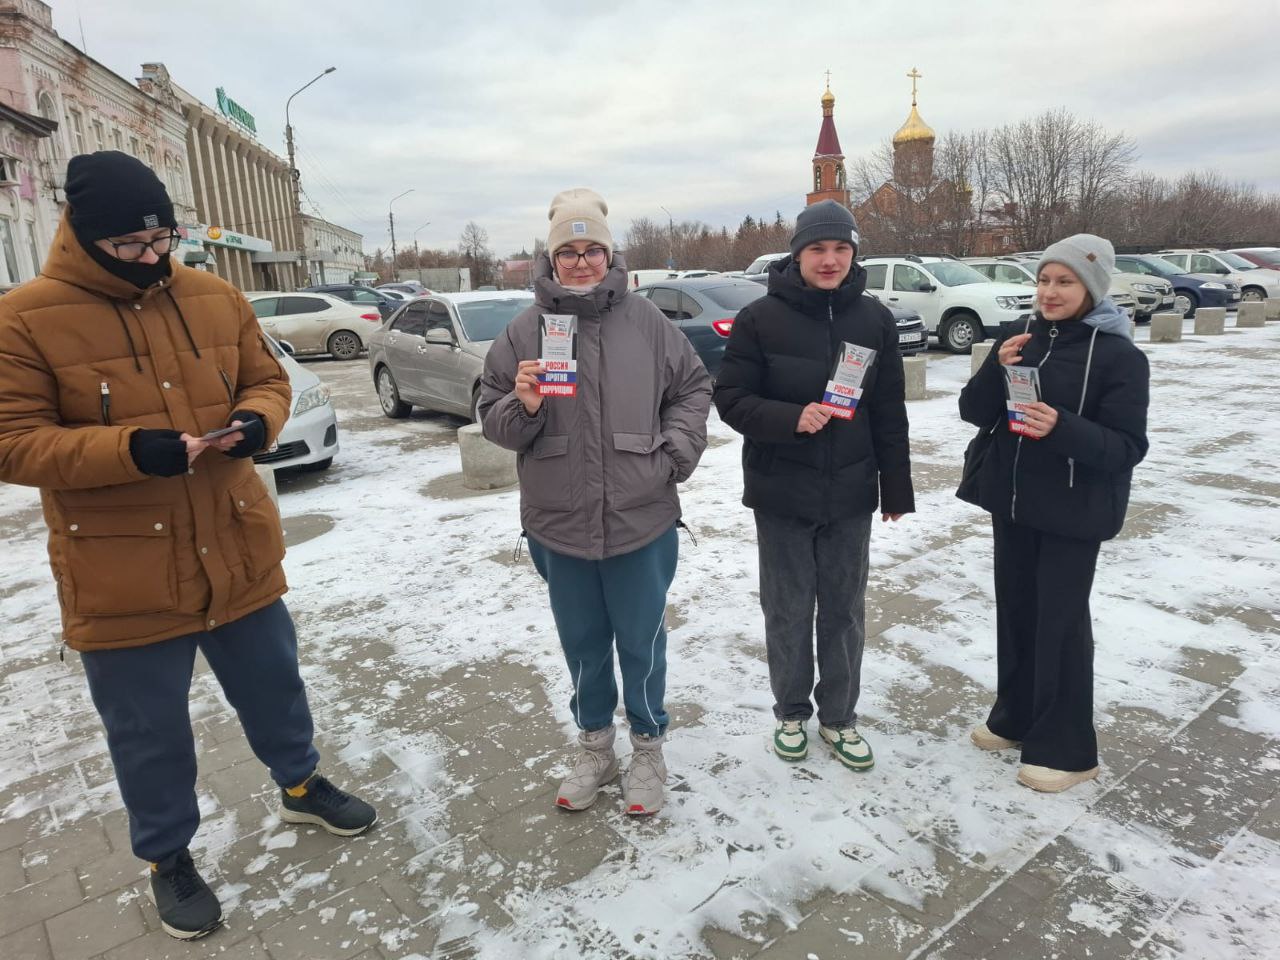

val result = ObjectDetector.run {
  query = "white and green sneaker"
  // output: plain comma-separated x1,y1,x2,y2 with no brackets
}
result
773,720,808,761
819,725,874,771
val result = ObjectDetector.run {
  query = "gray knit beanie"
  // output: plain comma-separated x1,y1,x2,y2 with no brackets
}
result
789,200,859,256
547,188,613,260
1036,234,1115,308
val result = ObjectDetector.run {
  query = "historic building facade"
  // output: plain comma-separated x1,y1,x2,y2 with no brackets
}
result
301,213,364,286
0,0,195,282
137,63,301,292
806,81,851,209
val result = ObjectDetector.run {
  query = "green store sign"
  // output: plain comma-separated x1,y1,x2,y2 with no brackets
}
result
215,87,257,134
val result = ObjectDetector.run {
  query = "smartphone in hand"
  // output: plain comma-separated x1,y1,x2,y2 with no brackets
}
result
200,423,244,441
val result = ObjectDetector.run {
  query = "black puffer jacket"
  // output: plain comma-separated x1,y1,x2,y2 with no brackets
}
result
957,311,1150,541
713,258,914,522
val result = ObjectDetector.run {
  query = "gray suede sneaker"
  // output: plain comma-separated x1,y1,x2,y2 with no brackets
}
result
555,725,619,811
623,731,667,816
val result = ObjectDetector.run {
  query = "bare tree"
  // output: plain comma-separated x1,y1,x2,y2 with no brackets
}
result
623,217,667,269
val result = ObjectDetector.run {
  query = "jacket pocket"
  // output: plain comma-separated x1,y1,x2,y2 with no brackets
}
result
228,475,286,581
609,432,672,510
62,508,178,616
519,434,572,510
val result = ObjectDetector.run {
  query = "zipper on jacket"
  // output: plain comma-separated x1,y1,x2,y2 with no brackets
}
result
218,369,235,405
99,381,112,426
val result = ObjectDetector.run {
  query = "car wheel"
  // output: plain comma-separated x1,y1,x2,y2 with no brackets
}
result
327,330,362,361
377,366,411,418
1176,291,1197,319
941,312,982,354
1241,287,1265,302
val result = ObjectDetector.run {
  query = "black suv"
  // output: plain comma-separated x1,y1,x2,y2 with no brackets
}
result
300,284,399,319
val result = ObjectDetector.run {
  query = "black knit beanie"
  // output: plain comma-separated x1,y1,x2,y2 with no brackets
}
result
67,151,176,239
66,151,177,288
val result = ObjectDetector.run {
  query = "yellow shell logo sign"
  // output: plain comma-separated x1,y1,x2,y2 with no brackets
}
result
207,226,223,240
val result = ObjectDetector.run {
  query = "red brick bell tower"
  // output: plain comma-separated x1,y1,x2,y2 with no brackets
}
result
806,74,852,208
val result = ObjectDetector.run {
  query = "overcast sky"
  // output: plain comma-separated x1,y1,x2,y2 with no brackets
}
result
55,0,1280,259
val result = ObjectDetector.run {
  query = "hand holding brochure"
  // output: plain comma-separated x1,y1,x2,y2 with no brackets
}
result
820,342,877,420
537,314,577,397
1002,365,1042,437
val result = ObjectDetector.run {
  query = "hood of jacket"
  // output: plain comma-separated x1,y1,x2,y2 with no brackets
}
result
533,251,631,316
1081,297,1132,340
41,210,175,303
765,255,868,317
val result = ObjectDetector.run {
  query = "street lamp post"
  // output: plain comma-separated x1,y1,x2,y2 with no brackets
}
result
284,66,336,289
412,221,431,286
660,204,675,270
388,189,414,282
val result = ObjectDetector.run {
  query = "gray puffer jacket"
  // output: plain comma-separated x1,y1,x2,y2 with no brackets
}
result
480,254,711,560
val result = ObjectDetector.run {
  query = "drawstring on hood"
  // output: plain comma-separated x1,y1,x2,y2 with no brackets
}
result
164,289,203,360
109,301,144,373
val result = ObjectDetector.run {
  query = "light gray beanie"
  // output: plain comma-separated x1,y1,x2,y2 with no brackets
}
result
547,187,613,260
1036,234,1115,308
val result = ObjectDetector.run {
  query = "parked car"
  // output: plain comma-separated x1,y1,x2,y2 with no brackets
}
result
675,269,717,278
1113,255,1241,318
243,291,382,360
628,268,679,289
251,332,339,472
377,288,413,301
367,290,535,422
743,252,788,277
859,255,1035,353
634,277,926,378
962,256,1143,321
378,280,428,296
301,283,400,319
1227,247,1280,270
1155,249,1280,303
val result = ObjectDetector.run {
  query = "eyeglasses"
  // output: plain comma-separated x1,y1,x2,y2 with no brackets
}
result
554,246,608,268
102,231,180,261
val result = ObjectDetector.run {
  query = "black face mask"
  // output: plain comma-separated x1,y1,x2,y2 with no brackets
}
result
74,224,172,290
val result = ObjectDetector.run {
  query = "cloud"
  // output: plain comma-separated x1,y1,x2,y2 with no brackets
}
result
55,0,1280,259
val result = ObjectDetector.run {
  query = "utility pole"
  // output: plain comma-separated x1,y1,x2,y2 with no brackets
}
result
660,205,675,270
412,221,431,285
285,67,335,289
388,189,414,282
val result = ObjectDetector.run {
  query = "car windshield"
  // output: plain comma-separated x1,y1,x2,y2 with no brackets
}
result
926,261,990,287
1218,252,1260,271
455,297,533,341
701,284,766,310
1137,257,1184,277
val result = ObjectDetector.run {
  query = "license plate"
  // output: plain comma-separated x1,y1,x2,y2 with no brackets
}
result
898,332,921,344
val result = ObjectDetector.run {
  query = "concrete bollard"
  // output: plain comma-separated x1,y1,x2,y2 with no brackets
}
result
457,423,517,490
1236,302,1266,328
1265,297,1280,321
1193,307,1226,335
970,341,994,378
254,463,279,509
1149,312,1183,342
903,356,926,400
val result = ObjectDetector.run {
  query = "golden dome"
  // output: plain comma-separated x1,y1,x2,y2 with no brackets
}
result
893,103,935,144
821,86,835,106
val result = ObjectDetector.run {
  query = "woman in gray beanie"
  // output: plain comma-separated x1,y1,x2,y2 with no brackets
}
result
958,233,1150,793
479,188,711,817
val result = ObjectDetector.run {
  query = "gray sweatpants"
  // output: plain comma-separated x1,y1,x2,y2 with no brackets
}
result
754,509,873,728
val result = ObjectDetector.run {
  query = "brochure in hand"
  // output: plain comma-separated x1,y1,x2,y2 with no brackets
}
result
1002,365,1042,437
819,342,877,420
537,314,578,397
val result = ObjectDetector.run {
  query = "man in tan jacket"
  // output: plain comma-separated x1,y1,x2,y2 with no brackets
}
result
0,152,374,940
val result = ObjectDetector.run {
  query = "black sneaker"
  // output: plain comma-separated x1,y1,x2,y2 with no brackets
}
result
150,849,222,940
280,773,377,836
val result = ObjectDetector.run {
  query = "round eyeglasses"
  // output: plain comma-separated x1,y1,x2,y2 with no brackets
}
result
554,246,608,268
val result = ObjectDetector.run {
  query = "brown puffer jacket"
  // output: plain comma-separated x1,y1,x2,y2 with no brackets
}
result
0,214,292,651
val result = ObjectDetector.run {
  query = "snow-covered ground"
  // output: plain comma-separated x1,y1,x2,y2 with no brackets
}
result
1,321,1277,959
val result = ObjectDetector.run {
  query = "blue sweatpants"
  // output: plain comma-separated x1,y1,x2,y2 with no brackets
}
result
527,526,678,738
80,599,320,862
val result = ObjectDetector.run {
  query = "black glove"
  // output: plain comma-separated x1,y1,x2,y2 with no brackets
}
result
223,410,266,459
128,429,188,477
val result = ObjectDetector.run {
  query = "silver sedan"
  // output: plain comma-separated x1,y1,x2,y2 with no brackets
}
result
367,290,535,422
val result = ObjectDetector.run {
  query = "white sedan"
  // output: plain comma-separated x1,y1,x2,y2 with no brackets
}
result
251,333,340,472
